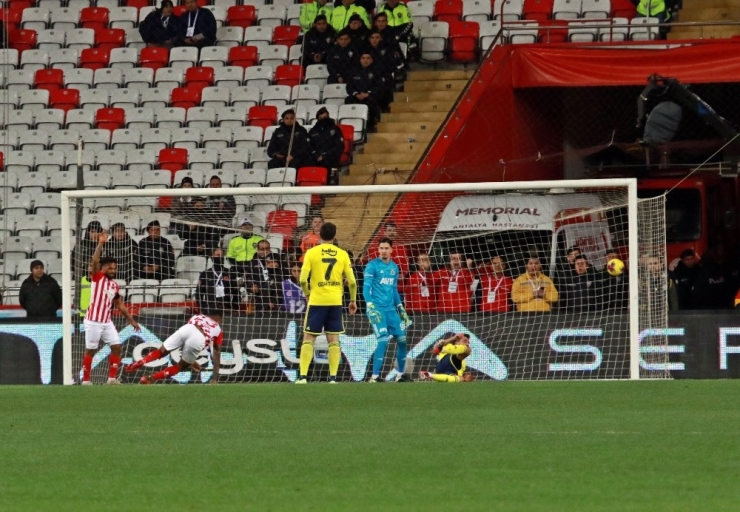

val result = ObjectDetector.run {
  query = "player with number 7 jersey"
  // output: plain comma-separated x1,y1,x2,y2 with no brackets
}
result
296,222,357,384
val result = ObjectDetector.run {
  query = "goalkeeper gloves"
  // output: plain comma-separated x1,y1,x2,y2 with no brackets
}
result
366,302,382,324
397,304,409,324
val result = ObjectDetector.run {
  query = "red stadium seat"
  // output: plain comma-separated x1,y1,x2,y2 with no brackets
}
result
80,7,109,31
274,64,303,87
170,87,202,109
95,28,125,50
248,106,278,130
267,210,298,239
448,21,479,63
338,124,354,156
522,0,553,21
0,152,4,170
96,107,126,131
538,20,568,43
80,48,111,70
184,66,214,92
297,167,328,187
49,88,80,112
611,0,637,19
126,0,152,8
34,68,64,92
159,148,188,179
272,25,301,47
140,47,169,70
434,0,463,23
229,45,259,68
173,5,188,16
226,5,257,28
2,7,24,32
8,29,37,53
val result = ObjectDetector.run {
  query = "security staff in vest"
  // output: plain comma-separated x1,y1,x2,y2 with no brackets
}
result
139,0,180,48
300,0,334,32
330,0,370,32
227,217,265,271
635,0,668,23
377,0,413,46
178,0,217,48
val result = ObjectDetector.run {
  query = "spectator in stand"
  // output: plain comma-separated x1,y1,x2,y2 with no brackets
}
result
137,220,176,281
281,262,308,313
511,256,559,312
327,32,357,84
303,14,337,66
640,254,679,311
300,0,335,32
139,0,180,48
330,0,371,32
177,0,217,48
196,247,239,313
365,30,401,110
179,221,220,257
403,253,437,313
245,241,283,311
342,13,370,43
345,52,384,131
227,217,265,270
204,175,237,223
364,222,409,276
266,109,313,170
373,12,403,54
335,0,375,12
309,107,345,171
635,0,669,23
19,261,62,319
172,176,196,217
670,248,699,309
478,255,513,313
104,222,138,283
434,252,476,313
600,251,629,310
689,246,736,310
300,215,324,255
560,255,597,312
377,0,414,46
73,221,104,282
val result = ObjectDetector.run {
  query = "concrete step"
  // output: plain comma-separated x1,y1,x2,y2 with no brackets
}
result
391,101,455,113
679,7,740,20
362,141,426,154
349,163,416,174
684,0,740,8
376,121,440,134
368,131,435,144
668,26,740,39
406,70,474,81
382,112,448,123
404,80,468,92
340,171,411,186
353,151,423,165
322,194,399,251
394,90,461,103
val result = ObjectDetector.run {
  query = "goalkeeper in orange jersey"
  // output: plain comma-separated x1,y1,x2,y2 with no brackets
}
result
419,333,475,383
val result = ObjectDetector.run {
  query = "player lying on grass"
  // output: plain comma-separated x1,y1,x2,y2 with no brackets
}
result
363,237,410,382
124,311,223,384
419,333,475,383
81,232,140,385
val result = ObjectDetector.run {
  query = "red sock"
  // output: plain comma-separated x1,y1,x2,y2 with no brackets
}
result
135,348,165,368
108,353,121,379
151,365,181,381
82,355,93,382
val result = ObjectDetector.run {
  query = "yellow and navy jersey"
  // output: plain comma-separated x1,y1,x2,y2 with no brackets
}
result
300,243,356,306
435,344,467,376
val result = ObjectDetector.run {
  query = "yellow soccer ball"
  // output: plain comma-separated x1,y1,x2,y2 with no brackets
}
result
606,258,625,277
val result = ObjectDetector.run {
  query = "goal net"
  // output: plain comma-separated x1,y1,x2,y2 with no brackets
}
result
60,179,669,384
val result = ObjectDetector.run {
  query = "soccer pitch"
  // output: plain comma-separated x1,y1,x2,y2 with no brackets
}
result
2,381,739,512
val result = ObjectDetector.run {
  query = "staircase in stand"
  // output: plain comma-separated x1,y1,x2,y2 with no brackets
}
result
322,69,473,252
669,0,740,40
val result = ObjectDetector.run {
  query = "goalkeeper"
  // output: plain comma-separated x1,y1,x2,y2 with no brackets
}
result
363,238,410,382
419,333,474,383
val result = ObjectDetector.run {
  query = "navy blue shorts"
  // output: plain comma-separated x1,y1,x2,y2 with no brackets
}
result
304,305,344,335
436,354,464,375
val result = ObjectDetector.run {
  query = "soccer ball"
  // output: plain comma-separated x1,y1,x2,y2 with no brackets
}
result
606,258,625,276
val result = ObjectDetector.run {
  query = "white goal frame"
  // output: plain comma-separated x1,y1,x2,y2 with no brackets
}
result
60,178,640,385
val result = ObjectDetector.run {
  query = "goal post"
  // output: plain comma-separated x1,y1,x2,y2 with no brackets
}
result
60,178,666,385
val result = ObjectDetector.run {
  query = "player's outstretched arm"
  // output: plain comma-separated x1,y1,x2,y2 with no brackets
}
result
211,343,221,384
114,297,140,331
90,232,107,274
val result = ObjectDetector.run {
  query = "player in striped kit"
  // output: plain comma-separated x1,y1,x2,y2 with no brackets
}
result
124,312,223,384
81,232,140,385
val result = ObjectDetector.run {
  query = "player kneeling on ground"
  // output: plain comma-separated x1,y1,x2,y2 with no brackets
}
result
81,232,140,385
124,311,223,384
419,333,474,383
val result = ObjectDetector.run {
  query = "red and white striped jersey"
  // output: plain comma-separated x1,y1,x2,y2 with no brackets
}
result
188,314,224,347
85,272,120,323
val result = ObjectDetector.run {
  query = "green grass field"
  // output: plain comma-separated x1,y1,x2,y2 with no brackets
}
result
2,381,740,512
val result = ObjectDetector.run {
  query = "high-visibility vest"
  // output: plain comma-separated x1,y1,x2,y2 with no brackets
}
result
636,0,666,17
378,3,411,27
299,1,334,32
330,4,370,31
79,276,91,317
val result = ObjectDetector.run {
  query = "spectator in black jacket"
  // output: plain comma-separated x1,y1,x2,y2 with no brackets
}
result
670,248,700,309
345,51,384,130
137,220,176,281
267,109,313,169
19,260,62,318
327,32,357,84
560,255,597,312
309,107,345,170
304,14,337,66
365,30,400,109
690,246,737,309
343,13,369,43
204,175,237,226
104,222,138,283
196,247,240,313
139,0,180,48
245,240,283,311
372,12,402,55
72,220,103,282
177,0,217,48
